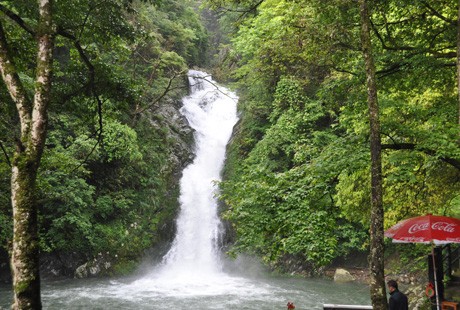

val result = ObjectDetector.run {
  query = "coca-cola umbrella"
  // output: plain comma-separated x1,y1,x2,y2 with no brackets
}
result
384,214,460,310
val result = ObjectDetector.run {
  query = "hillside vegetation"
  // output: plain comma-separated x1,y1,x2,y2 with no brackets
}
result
206,0,460,273
0,0,207,276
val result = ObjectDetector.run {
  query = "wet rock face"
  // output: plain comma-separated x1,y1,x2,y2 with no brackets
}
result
74,254,112,279
150,99,195,173
146,97,195,245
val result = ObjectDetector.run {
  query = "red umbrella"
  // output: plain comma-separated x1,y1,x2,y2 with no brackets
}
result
384,214,460,310
385,214,460,244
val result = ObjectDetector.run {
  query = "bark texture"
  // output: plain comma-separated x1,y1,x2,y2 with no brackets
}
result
0,0,54,309
358,1,388,309
457,0,460,126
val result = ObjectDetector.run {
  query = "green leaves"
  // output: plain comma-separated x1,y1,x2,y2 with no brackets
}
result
0,0,206,265
220,78,368,267
101,119,142,163
215,0,460,271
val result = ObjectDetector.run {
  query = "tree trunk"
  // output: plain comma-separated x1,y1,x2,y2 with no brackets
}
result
358,0,387,309
457,0,460,126
10,160,42,310
0,1,54,309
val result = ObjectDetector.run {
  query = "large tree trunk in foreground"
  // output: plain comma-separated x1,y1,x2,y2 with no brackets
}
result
358,0,387,309
0,0,54,309
457,0,460,126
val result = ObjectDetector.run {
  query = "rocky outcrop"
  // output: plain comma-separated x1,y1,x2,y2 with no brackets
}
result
40,252,87,279
145,96,195,248
74,253,113,279
333,268,355,283
150,97,195,175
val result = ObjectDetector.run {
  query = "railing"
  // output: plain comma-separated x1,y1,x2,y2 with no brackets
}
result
323,305,373,310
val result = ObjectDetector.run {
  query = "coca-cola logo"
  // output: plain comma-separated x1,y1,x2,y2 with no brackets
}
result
408,222,457,234
408,223,429,233
431,222,456,233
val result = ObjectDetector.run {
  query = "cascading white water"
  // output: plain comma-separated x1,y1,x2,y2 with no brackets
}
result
159,70,238,279
0,70,372,309
121,71,273,303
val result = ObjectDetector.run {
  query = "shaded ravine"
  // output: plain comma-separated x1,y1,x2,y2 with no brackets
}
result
0,71,371,310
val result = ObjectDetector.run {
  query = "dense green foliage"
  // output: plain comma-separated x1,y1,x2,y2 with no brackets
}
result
2,0,460,279
0,0,207,270
207,0,460,272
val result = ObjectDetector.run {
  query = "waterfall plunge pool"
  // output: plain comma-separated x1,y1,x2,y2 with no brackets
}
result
0,272,371,309
0,71,371,309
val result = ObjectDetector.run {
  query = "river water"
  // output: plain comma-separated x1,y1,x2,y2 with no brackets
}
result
0,71,371,309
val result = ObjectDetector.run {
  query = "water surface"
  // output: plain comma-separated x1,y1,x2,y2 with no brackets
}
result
0,275,371,310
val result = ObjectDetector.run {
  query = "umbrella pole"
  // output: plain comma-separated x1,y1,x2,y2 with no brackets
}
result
431,245,441,310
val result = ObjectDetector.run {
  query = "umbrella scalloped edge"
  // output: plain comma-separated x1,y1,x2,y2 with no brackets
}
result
391,237,460,244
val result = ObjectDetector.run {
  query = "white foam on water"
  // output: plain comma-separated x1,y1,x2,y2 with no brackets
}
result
125,70,245,299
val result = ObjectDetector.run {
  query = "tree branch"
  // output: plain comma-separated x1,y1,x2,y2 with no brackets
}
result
431,51,456,58
370,6,456,56
77,5,94,40
331,65,359,76
189,74,239,101
134,71,185,115
0,21,32,139
376,61,406,78
56,27,103,145
216,0,265,20
421,1,456,26
0,140,11,167
370,19,416,51
382,142,460,170
219,0,264,13
0,4,36,36
57,27,95,80
70,128,102,174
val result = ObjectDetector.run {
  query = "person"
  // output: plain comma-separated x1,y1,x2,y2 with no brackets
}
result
387,279,408,310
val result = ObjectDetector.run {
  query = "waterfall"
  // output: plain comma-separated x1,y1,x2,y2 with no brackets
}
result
157,70,238,280
127,71,269,300
0,71,372,309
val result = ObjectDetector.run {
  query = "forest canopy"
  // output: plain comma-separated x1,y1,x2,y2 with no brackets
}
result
206,0,460,272
0,0,207,271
